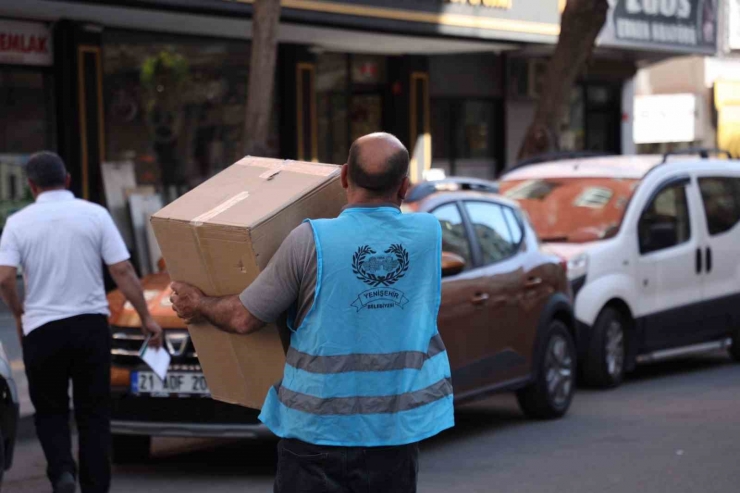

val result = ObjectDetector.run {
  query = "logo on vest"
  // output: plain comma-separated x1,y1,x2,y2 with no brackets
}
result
351,244,410,311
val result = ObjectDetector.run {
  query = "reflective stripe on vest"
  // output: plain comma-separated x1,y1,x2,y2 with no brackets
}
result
273,377,453,415
285,333,446,374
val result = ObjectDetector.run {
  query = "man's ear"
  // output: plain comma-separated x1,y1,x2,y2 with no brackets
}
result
28,179,39,198
65,174,72,189
341,164,350,190
398,176,410,201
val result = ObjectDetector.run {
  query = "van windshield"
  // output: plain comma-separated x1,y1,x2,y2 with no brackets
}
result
500,177,640,243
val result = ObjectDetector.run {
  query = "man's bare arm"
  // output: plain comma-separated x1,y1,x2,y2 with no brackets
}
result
0,266,23,341
170,282,266,335
199,294,266,335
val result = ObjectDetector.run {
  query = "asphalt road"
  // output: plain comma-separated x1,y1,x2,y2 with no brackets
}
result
4,350,740,493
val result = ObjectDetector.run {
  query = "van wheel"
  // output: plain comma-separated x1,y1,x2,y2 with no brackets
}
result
729,327,740,362
112,435,151,465
517,320,576,420
0,429,5,488
584,307,626,388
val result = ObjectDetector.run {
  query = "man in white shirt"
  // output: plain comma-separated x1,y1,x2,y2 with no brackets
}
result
0,152,162,493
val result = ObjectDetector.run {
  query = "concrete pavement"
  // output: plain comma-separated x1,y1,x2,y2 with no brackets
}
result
4,351,740,493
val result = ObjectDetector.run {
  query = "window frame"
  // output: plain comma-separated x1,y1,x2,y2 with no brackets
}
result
462,199,526,267
637,175,692,256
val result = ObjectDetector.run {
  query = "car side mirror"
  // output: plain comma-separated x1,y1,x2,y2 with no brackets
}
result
641,221,677,253
442,252,466,277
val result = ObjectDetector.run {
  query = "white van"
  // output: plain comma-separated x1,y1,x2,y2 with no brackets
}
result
500,152,740,388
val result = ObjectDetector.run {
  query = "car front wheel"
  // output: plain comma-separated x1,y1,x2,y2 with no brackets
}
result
729,326,740,362
517,320,576,420
112,435,151,465
0,428,5,487
584,307,627,388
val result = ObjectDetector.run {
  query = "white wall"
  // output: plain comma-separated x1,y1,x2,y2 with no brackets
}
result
505,100,536,169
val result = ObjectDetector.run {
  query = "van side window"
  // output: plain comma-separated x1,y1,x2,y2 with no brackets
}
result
431,203,472,270
638,183,691,254
698,177,740,236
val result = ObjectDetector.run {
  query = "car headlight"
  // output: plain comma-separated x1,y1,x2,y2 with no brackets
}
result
567,253,589,282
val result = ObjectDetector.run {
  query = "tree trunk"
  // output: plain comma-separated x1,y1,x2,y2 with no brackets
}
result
517,0,608,162
243,0,282,156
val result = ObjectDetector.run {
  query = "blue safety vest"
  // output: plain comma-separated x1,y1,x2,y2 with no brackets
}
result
259,206,454,446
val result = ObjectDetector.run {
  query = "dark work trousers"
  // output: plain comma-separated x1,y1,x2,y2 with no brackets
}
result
274,438,419,493
22,314,112,493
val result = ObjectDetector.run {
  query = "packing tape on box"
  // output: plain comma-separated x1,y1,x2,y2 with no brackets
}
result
190,191,251,227
242,159,339,177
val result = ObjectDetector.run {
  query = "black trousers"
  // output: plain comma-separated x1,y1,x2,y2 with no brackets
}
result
274,438,419,493
23,314,112,493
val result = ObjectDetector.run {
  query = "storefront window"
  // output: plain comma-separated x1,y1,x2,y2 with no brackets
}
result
316,53,386,164
560,83,620,154
317,53,348,165
0,68,55,228
350,94,383,143
431,99,500,180
560,87,585,151
103,31,278,200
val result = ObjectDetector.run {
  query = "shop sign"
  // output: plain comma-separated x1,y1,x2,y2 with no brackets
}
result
598,0,717,54
715,81,740,157
633,94,702,144
227,0,560,43
0,20,52,66
730,0,740,50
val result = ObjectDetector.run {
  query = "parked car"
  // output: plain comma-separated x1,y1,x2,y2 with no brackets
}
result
107,272,269,463
500,150,740,388
106,178,576,461
0,342,18,487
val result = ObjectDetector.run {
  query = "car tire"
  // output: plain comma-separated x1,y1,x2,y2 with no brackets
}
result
729,326,740,362
111,435,151,465
583,307,627,389
0,428,5,489
516,320,576,420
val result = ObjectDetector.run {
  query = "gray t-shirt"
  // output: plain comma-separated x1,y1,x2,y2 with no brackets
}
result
239,204,400,328
239,223,317,328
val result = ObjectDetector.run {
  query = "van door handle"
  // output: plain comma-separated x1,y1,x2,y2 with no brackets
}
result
471,293,490,305
706,247,712,273
525,277,543,288
696,248,702,274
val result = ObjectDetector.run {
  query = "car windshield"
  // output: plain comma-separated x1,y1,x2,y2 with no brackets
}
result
500,177,640,243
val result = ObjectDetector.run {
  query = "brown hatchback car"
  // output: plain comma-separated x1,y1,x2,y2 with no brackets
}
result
107,178,577,461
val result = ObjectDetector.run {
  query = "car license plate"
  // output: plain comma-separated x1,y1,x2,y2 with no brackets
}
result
131,371,210,396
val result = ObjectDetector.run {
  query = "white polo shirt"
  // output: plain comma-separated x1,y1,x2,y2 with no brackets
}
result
0,190,130,335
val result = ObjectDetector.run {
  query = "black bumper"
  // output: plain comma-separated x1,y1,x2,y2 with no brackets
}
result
111,393,269,438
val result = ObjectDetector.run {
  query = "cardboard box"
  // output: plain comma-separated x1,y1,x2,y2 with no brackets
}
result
151,157,346,409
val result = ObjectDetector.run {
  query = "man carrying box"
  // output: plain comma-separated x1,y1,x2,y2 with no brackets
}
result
171,133,454,493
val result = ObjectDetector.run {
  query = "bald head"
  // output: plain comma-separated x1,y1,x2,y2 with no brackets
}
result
347,133,409,198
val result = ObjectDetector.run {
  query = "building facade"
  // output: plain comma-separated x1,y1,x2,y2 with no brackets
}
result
0,0,719,233
633,0,740,157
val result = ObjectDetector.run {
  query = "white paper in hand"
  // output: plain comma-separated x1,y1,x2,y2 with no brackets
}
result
139,336,171,381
